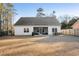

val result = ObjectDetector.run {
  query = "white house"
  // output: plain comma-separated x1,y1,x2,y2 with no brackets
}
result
14,17,61,35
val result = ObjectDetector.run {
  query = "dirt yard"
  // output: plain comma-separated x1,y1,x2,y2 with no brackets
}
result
0,35,79,56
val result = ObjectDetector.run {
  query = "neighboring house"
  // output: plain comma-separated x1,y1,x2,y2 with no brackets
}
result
14,17,61,35
72,20,79,29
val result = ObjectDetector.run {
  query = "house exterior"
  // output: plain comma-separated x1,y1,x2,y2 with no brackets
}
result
14,17,61,35
72,20,79,29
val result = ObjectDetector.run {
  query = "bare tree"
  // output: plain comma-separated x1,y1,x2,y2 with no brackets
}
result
59,15,72,24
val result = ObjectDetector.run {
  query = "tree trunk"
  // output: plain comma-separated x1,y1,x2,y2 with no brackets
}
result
0,14,2,31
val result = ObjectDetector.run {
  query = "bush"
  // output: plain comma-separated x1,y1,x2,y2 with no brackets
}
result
4,31,8,35
9,30,14,36
0,31,9,36
0,30,14,36
0,30,5,36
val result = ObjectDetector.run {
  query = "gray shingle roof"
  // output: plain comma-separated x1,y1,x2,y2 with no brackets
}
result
14,17,61,26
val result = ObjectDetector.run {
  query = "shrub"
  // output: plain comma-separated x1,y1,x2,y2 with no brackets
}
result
0,30,5,36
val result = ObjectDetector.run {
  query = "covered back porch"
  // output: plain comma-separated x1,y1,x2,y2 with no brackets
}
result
33,27,48,35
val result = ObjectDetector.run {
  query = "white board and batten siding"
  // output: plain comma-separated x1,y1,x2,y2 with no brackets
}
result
14,25,61,35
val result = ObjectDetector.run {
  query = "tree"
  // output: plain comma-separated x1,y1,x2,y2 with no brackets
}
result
60,16,79,29
36,8,45,17
59,15,72,24
61,21,72,29
5,3,14,35
0,3,4,31
50,10,56,17
53,10,55,14
60,15,73,29
68,17,79,26
0,3,15,35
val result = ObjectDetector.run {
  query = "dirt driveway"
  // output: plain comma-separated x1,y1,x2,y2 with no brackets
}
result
0,35,79,56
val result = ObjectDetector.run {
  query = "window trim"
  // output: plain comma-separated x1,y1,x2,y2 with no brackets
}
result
52,28,57,33
24,28,29,33
26,28,29,32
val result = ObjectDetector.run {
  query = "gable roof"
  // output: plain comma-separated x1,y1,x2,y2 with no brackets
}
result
14,17,61,26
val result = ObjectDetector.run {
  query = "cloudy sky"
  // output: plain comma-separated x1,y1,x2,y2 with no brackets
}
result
14,3,79,23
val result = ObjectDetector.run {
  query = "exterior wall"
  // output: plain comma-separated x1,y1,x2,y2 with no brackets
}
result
48,26,61,35
14,26,33,35
14,25,61,35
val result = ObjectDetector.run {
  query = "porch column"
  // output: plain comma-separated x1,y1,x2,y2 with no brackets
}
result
48,26,52,35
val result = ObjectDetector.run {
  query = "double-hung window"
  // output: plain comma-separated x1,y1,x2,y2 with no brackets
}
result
24,28,29,33
52,28,57,33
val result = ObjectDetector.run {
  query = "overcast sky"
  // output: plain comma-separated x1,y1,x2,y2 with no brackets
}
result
14,3,79,23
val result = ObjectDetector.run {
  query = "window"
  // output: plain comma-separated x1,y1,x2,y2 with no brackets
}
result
52,28,57,33
27,28,29,32
24,28,29,33
55,28,57,33
52,28,54,32
24,28,26,32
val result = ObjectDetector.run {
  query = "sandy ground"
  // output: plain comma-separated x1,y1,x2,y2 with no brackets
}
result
0,35,79,56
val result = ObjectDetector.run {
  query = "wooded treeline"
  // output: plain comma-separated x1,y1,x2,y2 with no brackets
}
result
0,3,15,36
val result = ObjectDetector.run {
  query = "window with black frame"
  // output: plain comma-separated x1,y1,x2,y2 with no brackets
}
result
27,28,29,32
55,28,57,33
52,28,57,33
24,28,29,33
52,28,54,32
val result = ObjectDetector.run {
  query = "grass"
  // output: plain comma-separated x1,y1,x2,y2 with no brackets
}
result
0,36,79,56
